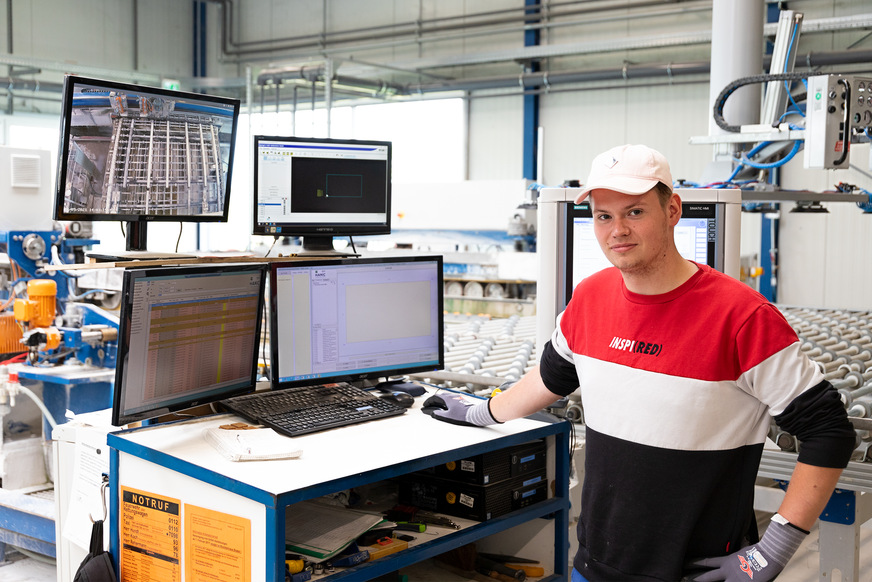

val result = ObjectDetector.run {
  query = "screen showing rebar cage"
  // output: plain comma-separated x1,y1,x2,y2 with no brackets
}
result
104,115,225,216
59,80,238,220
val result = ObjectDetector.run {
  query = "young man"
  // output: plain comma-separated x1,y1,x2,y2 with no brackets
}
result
423,144,855,581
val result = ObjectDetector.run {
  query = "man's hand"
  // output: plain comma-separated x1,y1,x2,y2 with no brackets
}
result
688,517,807,581
421,393,500,427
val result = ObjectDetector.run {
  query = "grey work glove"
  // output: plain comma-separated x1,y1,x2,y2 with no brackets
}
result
688,516,807,582
421,393,501,427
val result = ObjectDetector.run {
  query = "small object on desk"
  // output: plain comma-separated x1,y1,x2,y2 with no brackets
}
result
395,534,415,542
202,427,303,461
288,570,312,582
357,526,396,546
364,537,408,561
378,391,415,408
285,558,305,574
219,422,259,430
506,564,545,577
476,556,526,581
330,549,370,567
415,510,459,529
394,521,426,532
377,380,426,396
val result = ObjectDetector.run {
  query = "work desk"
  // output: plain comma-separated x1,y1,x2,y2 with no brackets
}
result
107,396,571,581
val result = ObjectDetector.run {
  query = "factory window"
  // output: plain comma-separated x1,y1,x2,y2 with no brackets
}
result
245,97,464,183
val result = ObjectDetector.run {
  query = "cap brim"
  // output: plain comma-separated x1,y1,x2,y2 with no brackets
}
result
573,177,660,204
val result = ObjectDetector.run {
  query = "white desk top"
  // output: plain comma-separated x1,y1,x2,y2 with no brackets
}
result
110,393,556,497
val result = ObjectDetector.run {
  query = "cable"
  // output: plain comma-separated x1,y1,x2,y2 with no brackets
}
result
264,237,278,257
714,72,809,132
740,140,802,169
175,223,183,253
14,383,59,430
0,353,26,366
67,288,116,301
781,21,805,119
349,236,358,255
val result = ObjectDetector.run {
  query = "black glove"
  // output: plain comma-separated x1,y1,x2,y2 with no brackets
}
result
688,515,807,582
421,393,500,427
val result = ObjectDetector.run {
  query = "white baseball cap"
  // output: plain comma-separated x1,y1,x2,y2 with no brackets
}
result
575,144,673,204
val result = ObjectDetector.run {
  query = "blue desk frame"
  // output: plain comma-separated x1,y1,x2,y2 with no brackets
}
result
107,415,571,581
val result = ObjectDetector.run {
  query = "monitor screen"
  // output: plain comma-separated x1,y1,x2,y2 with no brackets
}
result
112,263,266,426
54,75,240,224
269,255,443,389
563,201,725,305
253,136,392,248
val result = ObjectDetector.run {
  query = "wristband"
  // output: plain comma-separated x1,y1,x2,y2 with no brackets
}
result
771,513,810,535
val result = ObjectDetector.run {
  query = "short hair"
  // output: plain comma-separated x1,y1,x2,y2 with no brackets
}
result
654,181,673,207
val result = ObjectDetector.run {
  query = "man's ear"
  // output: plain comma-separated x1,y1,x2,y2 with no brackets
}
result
668,192,682,226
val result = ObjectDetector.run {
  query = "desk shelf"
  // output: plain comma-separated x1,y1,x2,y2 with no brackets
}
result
107,404,571,582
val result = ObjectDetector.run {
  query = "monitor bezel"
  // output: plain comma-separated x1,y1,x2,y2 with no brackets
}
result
268,255,444,390
562,201,725,306
252,135,393,238
111,263,266,426
54,74,241,223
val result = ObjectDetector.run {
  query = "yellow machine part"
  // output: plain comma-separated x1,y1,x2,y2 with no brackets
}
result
13,279,57,328
0,311,24,354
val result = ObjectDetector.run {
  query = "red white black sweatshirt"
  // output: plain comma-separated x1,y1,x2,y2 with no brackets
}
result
540,263,855,581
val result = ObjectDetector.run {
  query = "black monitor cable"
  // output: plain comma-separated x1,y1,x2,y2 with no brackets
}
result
174,223,183,253
264,236,278,258
349,236,358,255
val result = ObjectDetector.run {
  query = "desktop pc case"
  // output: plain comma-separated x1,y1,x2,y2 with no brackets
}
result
398,468,548,522
417,439,546,485
398,439,548,521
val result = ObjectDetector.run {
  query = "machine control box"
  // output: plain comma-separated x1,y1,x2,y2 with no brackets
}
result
804,74,872,169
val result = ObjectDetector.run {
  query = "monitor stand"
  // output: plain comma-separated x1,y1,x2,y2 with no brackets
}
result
86,221,197,262
292,235,359,258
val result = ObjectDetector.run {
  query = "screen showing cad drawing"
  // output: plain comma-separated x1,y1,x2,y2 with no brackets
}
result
255,139,389,233
272,259,441,383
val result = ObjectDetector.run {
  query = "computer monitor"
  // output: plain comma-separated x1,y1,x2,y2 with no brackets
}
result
269,255,443,389
562,200,726,306
252,136,392,252
112,263,266,426
54,75,241,251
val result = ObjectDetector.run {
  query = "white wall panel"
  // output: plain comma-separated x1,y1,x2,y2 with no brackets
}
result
538,82,711,187
468,94,523,180
778,144,872,309
18,0,191,76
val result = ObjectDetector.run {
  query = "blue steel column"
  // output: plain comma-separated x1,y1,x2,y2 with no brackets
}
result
522,0,540,181
758,3,780,301
193,1,207,250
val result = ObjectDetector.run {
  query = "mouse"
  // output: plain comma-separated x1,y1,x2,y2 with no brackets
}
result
379,391,415,408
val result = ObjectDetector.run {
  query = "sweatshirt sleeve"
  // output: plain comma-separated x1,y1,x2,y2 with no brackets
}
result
774,380,856,468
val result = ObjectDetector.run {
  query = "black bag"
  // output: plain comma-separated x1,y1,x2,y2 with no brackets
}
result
73,519,117,582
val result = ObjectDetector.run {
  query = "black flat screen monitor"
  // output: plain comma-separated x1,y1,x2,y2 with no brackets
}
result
269,255,443,389
253,136,391,252
563,201,725,306
112,263,266,426
54,75,240,250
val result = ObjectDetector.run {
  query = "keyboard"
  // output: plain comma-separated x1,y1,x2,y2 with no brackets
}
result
220,383,407,437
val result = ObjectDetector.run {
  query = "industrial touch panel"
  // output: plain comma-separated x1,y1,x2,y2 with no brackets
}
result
562,201,725,306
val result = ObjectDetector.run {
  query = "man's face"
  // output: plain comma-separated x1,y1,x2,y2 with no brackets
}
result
589,188,679,277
